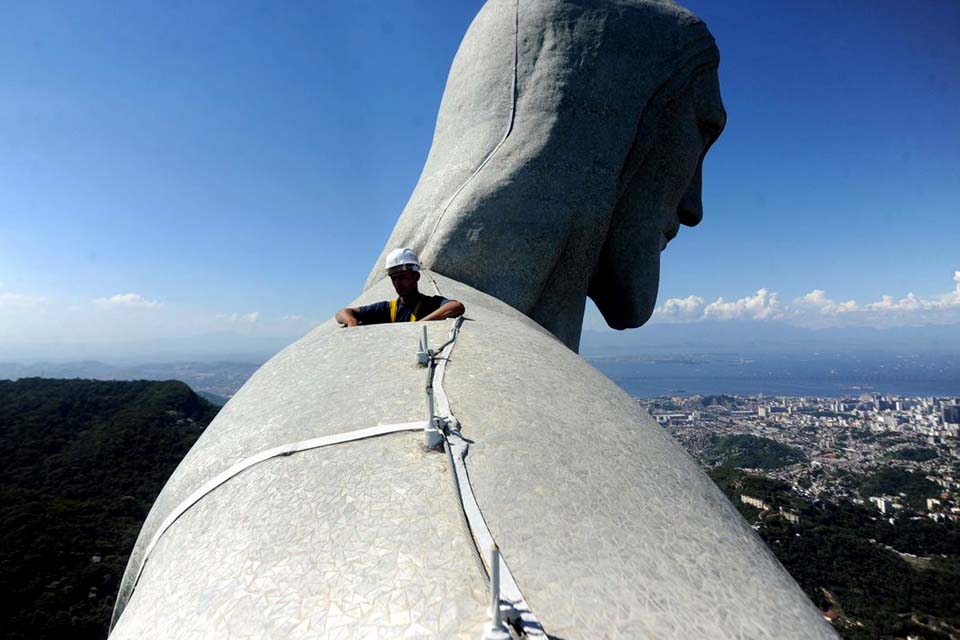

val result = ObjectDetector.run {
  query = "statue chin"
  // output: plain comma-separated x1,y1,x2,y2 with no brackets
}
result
589,233,661,330
587,170,668,331
601,295,658,330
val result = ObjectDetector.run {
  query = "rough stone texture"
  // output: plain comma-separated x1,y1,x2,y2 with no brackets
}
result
366,0,727,351
111,273,837,639
111,301,440,625
112,434,489,640
431,274,833,639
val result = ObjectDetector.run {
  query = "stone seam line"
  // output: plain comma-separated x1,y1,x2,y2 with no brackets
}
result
427,0,519,244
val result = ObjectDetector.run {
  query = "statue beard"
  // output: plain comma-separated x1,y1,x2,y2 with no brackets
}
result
588,190,663,331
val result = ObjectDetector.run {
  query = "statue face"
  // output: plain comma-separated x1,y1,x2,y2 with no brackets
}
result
669,69,727,232
370,1,726,351
589,67,726,330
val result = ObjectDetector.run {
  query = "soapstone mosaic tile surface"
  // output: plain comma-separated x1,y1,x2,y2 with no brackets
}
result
112,433,488,639
436,276,836,639
114,291,442,620
113,273,837,638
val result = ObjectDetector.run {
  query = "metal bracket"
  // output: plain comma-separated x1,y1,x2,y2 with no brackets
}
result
416,325,430,367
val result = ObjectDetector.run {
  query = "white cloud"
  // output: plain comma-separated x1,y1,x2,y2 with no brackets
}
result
0,292,47,311
650,269,960,328
0,290,320,358
794,289,858,316
866,293,926,312
280,314,305,321
653,295,704,321
217,311,260,323
859,271,960,322
651,289,784,323
94,293,162,309
703,288,783,321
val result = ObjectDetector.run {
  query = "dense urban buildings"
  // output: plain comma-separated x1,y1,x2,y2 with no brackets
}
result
640,393,960,637
642,394,960,520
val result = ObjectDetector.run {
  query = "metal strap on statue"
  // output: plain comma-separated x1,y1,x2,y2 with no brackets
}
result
427,316,547,638
127,420,428,597
127,286,545,637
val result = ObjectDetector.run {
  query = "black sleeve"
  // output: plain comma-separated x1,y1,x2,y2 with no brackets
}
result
353,301,390,325
425,295,450,316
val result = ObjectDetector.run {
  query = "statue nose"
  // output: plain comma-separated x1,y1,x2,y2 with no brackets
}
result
677,161,704,227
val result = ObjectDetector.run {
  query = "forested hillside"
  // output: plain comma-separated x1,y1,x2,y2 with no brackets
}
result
711,465,960,639
706,433,807,469
0,378,217,640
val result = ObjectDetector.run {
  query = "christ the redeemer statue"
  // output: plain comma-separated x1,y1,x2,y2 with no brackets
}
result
110,2,838,638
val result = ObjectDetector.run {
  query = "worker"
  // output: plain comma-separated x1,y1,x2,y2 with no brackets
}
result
336,248,465,326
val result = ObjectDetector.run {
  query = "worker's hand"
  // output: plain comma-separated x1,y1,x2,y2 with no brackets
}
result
335,308,360,327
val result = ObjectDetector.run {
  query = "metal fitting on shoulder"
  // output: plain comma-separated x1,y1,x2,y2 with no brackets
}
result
482,545,512,640
423,417,444,450
416,325,430,367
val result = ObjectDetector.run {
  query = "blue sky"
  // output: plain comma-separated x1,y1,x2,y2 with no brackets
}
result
0,1,958,359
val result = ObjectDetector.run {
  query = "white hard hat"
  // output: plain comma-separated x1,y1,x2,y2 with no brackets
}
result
385,247,420,274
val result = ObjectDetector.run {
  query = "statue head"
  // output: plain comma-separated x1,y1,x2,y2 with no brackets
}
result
366,0,726,351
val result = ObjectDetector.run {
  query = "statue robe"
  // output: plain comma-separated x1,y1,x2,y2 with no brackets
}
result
111,272,836,639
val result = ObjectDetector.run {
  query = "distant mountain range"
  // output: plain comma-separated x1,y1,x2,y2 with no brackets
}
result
0,361,260,405
0,331,296,365
1,321,957,405
581,320,960,354
4,320,958,367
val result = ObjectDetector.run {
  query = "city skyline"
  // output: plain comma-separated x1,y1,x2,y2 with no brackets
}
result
1,1,958,358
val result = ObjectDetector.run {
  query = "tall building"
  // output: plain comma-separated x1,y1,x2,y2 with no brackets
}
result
943,405,960,425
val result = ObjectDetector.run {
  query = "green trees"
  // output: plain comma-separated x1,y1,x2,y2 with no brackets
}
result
706,433,807,469
0,378,217,640
888,447,939,463
859,468,940,511
709,466,960,639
